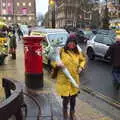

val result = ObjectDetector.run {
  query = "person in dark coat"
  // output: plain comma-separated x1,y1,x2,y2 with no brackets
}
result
17,27,23,40
104,35,120,90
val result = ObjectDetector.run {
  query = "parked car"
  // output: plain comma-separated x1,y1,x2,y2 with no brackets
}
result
30,28,68,66
86,30,116,60
75,29,94,43
75,30,88,43
84,30,95,40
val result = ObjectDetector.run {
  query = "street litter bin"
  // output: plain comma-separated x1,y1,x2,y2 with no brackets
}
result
23,36,43,89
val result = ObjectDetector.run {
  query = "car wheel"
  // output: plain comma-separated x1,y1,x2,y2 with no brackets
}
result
87,48,95,60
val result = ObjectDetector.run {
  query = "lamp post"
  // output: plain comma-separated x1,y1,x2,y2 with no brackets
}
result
49,0,55,28
12,0,15,24
102,0,109,29
52,4,55,28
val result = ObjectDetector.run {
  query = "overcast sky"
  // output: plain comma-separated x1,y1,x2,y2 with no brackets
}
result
36,0,49,15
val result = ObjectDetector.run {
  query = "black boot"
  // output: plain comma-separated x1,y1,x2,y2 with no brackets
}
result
62,97,69,120
70,111,76,120
63,108,68,120
12,53,16,59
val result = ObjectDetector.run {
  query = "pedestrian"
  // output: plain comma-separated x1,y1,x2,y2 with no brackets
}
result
17,27,23,40
51,34,86,120
104,35,120,90
8,30,17,59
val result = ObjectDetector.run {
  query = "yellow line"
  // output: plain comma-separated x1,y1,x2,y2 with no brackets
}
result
81,85,120,109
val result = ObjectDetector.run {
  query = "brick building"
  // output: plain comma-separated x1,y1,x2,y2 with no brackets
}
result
0,0,36,25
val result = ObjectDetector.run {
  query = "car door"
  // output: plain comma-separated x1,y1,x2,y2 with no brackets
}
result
102,35,114,56
94,34,108,57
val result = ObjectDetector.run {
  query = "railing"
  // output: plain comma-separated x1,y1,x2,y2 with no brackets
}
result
0,78,24,120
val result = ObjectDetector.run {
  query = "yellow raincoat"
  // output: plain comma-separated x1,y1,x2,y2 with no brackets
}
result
52,48,86,97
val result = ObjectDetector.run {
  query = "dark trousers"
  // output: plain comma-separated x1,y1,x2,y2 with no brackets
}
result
112,68,120,84
62,95,77,112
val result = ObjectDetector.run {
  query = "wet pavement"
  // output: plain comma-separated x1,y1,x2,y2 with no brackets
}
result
0,40,117,120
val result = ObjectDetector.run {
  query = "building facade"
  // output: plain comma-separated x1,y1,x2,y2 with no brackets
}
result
0,0,36,25
55,0,80,28
99,0,120,24
45,0,100,28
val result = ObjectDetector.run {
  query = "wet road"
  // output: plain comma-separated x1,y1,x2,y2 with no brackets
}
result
80,44,120,102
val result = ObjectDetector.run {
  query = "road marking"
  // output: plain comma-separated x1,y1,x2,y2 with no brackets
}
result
81,85,120,109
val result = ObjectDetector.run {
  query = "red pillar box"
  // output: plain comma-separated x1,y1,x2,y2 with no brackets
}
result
23,36,43,89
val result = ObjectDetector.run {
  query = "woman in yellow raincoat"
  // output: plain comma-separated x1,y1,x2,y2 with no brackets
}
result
52,34,86,120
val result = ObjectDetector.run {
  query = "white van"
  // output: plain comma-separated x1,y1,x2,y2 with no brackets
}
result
30,28,68,65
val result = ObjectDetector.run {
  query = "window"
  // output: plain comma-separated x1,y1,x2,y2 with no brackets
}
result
77,31,84,37
48,34,57,44
8,3,11,7
3,17,6,20
8,17,11,21
17,2,20,6
17,17,21,20
103,36,115,45
2,9,7,15
48,33,68,46
94,34,104,43
56,33,68,45
29,17,32,21
2,3,6,7
23,2,26,6
28,2,31,6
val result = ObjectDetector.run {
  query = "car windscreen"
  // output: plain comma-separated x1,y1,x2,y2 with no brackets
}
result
103,35,116,45
48,33,68,46
84,31,94,39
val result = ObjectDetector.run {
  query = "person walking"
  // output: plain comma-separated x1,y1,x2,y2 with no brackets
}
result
51,34,86,120
17,27,23,41
8,30,17,59
104,35,120,90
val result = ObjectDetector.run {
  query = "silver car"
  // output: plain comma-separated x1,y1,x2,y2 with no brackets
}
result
86,33,116,60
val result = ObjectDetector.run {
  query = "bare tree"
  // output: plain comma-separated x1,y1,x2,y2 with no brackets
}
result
36,13,44,26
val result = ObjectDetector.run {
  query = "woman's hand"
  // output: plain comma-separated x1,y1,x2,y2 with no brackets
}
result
57,61,65,68
78,67,83,74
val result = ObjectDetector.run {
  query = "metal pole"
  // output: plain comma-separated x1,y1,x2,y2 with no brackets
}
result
102,0,109,29
34,0,37,25
0,0,2,16
52,4,55,28
13,0,15,24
